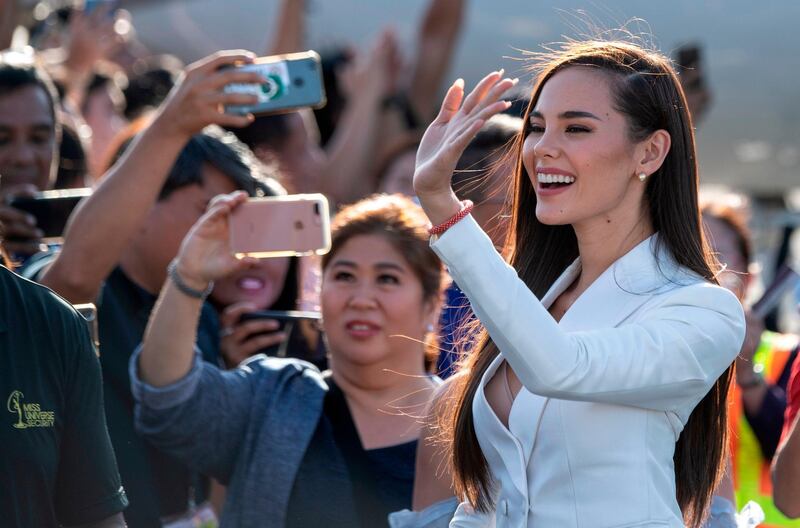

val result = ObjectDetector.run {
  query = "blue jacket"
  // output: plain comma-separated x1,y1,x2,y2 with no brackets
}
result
130,351,327,527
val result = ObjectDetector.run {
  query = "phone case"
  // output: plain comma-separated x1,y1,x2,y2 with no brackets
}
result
8,188,92,238
229,194,331,258
224,51,327,115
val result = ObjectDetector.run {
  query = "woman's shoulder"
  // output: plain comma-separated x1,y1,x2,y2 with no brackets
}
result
641,279,745,331
237,354,329,392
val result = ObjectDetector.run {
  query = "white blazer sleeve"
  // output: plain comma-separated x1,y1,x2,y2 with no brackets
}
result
431,216,745,411
449,500,495,528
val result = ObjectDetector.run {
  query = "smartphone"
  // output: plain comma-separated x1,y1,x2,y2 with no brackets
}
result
224,51,326,116
751,265,800,319
8,188,92,239
74,303,100,354
229,194,330,258
239,310,322,324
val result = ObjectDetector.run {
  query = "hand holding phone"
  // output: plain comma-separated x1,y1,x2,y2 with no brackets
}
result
154,52,265,138
0,185,44,256
229,194,331,258
219,302,290,368
8,188,92,239
224,51,326,116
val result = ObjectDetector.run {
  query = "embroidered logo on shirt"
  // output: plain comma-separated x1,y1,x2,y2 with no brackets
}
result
6,391,55,428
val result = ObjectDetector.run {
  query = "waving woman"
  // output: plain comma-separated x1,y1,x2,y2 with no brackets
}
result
413,41,745,527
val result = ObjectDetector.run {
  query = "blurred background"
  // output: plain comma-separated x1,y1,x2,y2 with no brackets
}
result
7,0,800,329
123,0,800,194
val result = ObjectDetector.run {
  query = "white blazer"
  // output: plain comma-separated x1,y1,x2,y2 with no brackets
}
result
430,216,745,528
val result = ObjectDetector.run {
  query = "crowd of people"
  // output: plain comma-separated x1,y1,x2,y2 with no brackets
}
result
1,1,799,527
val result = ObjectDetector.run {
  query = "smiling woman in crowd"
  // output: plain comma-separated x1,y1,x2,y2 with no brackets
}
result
411,39,745,527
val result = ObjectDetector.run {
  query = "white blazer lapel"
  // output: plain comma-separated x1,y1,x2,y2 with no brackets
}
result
474,355,532,498
558,235,699,332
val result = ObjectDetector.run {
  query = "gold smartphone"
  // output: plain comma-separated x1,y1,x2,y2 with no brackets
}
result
229,194,331,258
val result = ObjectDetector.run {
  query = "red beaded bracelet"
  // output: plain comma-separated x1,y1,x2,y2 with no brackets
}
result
428,200,474,236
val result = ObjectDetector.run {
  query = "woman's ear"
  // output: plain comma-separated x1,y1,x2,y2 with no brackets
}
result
637,129,671,177
422,296,442,335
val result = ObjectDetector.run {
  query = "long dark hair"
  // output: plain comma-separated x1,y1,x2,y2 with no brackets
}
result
443,40,730,527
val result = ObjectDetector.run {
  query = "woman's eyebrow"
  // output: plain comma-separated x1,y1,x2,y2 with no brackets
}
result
374,262,406,273
530,110,602,120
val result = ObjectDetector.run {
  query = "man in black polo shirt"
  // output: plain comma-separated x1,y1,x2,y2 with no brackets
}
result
35,51,268,527
0,263,128,527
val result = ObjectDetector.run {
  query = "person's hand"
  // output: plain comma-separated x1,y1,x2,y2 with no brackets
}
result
65,6,127,75
413,71,516,221
338,28,401,101
173,191,256,290
735,309,765,385
152,51,266,139
219,302,288,368
0,184,43,257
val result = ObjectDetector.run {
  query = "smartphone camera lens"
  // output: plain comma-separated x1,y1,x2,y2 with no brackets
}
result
293,77,305,87
294,220,304,230
313,202,320,215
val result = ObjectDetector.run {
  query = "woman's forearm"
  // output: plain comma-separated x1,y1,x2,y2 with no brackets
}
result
139,277,205,387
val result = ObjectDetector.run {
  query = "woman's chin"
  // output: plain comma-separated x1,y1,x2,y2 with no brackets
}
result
535,207,573,226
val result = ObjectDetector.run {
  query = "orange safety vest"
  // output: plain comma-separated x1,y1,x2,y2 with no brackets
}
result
730,331,800,527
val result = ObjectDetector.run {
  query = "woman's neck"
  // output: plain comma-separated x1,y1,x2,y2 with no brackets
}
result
572,206,654,292
330,355,434,416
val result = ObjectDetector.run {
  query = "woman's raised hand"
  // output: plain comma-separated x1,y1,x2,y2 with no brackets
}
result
174,192,257,290
413,71,517,222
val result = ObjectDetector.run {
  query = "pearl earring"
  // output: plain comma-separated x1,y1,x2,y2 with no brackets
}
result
426,323,434,333
638,172,647,182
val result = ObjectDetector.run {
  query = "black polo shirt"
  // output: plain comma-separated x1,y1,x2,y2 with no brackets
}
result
0,265,128,527
98,266,220,528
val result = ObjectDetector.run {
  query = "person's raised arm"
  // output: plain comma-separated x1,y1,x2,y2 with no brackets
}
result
320,29,398,205
61,6,127,111
414,75,743,409
266,0,306,55
138,192,256,387
406,0,466,122
413,71,516,224
40,52,262,303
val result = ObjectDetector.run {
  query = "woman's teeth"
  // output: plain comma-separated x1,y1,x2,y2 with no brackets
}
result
238,278,265,291
537,173,575,184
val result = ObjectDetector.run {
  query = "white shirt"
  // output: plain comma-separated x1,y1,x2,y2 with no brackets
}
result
430,216,745,528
